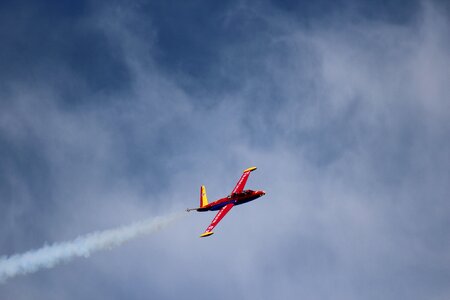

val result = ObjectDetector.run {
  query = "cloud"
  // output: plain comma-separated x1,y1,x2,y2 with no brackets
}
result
0,212,184,282
0,1,449,299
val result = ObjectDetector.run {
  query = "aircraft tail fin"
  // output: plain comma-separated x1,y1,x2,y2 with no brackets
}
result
200,185,208,207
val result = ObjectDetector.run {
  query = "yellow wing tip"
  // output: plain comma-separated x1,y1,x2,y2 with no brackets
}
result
244,166,257,173
200,232,214,238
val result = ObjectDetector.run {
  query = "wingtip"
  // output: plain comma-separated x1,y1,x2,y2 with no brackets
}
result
244,166,257,173
200,232,214,238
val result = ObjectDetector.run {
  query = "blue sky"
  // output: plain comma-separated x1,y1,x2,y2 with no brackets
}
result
1,0,449,299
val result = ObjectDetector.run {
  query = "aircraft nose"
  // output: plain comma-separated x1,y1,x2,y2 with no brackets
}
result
261,190,266,195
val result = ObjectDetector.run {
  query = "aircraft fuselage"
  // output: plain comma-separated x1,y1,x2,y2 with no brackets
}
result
196,189,265,212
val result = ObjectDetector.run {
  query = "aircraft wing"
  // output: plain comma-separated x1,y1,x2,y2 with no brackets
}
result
230,166,257,195
200,203,234,237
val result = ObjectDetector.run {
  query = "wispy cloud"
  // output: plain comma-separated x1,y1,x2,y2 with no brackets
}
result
0,212,184,282
0,1,449,299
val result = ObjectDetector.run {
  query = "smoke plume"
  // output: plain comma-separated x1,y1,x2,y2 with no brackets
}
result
0,212,185,282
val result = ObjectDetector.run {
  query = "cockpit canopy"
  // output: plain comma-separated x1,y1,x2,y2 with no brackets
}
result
227,189,254,198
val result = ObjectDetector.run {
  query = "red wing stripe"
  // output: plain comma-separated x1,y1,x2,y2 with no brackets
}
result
203,203,234,234
231,171,251,194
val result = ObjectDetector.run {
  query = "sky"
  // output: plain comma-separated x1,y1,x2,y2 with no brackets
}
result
1,0,449,299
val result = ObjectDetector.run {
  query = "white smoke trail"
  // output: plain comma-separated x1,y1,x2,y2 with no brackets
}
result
0,211,185,282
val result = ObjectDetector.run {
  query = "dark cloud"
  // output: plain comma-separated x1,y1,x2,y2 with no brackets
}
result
1,0,449,299
0,0,131,102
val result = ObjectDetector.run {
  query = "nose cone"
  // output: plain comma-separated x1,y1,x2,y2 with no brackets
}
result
260,190,266,196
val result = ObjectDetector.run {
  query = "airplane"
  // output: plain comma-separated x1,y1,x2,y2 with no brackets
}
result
186,167,266,237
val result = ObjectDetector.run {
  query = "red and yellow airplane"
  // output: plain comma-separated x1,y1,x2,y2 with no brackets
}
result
187,167,266,237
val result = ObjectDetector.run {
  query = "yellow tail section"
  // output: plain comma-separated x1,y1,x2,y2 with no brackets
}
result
200,185,208,207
